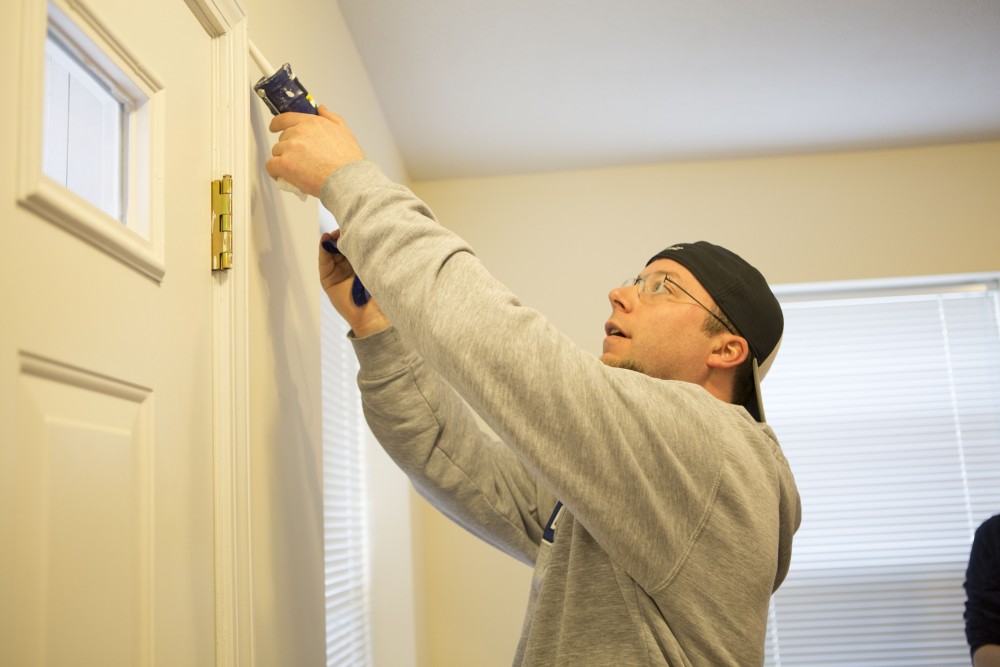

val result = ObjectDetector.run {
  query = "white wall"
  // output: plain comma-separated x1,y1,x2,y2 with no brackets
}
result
409,139,1000,667
240,1,417,666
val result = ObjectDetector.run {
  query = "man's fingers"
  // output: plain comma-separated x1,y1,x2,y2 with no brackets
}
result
264,155,279,179
268,111,314,133
317,105,340,123
270,141,282,158
319,233,353,280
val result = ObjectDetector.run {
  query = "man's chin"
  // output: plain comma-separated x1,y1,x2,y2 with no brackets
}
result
601,354,646,375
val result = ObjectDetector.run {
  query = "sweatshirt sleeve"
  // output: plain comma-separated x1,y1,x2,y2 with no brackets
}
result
323,161,791,592
352,325,550,566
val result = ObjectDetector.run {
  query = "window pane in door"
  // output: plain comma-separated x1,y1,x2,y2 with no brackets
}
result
43,31,125,223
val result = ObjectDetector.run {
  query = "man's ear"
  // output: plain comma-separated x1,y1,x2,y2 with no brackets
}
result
706,335,750,370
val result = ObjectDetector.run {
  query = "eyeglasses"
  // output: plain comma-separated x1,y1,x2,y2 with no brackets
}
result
620,272,737,335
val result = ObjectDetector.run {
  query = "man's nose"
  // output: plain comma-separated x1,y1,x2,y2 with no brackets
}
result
608,284,638,312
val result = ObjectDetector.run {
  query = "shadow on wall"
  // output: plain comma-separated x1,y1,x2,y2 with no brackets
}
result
247,97,325,662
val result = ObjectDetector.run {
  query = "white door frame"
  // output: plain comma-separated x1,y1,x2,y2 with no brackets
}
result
186,1,255,664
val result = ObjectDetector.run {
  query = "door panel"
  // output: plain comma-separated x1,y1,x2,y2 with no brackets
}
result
1,0,217,665
17,353,153,665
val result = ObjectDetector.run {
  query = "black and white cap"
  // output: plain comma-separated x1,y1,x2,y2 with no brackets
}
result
647,242,783,422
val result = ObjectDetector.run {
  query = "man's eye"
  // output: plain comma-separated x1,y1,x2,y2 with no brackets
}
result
650,280,672,295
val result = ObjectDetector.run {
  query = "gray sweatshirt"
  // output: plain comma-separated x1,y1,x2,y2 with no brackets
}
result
323,161,801,666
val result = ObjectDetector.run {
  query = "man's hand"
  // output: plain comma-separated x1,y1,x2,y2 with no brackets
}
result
320,231,390,338
266,106,365,197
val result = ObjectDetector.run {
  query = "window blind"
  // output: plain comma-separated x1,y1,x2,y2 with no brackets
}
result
321,280,372,666
763,275,1000,666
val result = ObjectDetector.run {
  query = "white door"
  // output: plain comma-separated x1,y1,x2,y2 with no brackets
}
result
0,0,233,664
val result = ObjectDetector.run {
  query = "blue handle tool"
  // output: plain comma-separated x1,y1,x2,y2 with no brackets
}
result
250,50,370,307
322,238,371,307
253,62,318,115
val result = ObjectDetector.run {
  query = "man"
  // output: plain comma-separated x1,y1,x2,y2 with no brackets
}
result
267,107,800,665
966,514,1000,667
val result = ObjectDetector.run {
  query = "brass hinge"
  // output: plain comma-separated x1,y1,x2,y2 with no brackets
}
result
212,175,233,271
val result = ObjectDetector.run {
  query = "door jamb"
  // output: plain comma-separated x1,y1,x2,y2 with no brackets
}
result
186,1,255,664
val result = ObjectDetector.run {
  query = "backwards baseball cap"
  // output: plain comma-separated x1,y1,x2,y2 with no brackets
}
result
647,242,783,422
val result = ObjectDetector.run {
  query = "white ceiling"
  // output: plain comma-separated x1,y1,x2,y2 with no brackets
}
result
336,0,1000,182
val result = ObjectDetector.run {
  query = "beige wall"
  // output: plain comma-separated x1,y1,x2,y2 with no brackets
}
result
235,5,1000,663
241,1,417,666
409,140,1000,667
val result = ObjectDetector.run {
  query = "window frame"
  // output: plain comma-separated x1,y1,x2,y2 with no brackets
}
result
18,0,166,281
